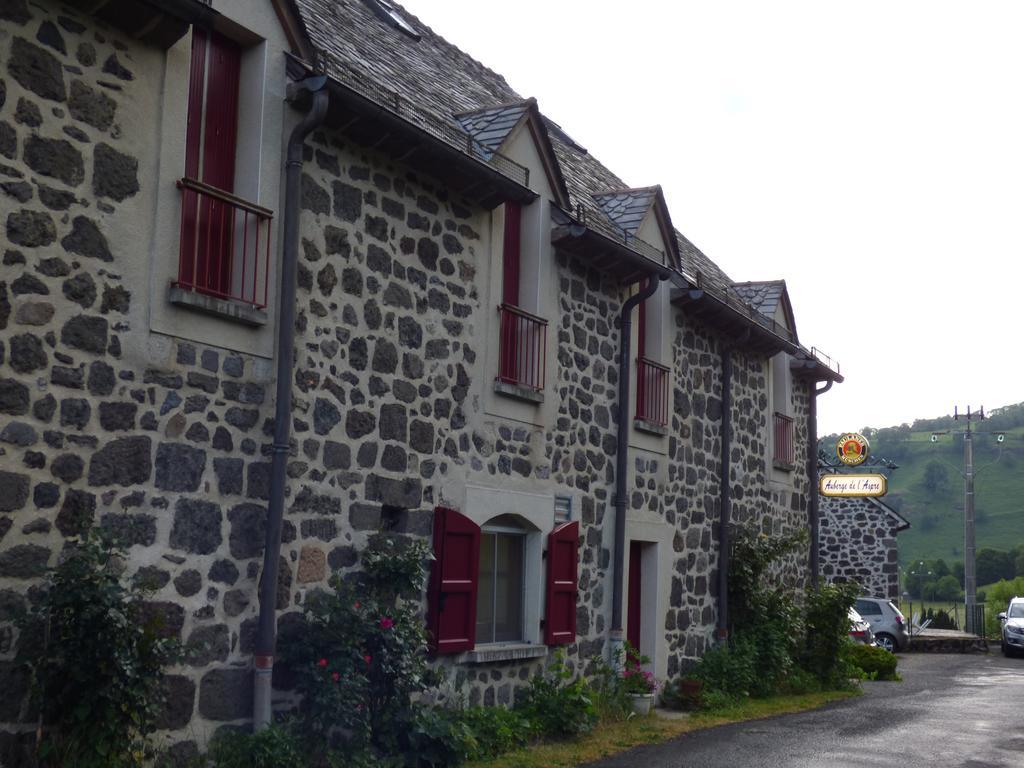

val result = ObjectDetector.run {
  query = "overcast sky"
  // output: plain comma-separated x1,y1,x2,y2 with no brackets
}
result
405,0,1022,435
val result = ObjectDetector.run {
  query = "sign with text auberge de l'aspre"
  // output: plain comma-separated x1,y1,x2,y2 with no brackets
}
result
819,474,888,498
836,432,870,466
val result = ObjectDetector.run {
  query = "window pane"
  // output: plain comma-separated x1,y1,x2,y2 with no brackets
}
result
494,534,524,642
476,533,495,644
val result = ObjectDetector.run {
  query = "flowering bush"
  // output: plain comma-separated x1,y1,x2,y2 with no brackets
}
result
286,533,436,760
620,643,658,695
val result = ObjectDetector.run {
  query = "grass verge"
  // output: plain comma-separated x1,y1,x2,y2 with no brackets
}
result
465,690,860,768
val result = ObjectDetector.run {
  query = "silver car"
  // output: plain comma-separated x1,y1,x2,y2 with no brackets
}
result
998,597,1024,657
855,597,910,652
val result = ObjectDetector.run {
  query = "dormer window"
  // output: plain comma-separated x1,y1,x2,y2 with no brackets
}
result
363,0,420,40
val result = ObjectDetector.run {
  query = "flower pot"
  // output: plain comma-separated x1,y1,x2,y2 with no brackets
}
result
678,678,703,707
629,692,654,716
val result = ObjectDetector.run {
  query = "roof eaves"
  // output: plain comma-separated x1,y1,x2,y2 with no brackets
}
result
670,284,801,356
287,52,538,209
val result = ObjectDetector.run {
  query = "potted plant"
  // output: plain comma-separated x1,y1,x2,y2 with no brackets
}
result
621,644,658,715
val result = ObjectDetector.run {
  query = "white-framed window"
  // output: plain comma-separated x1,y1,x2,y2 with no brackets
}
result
476,515,528,644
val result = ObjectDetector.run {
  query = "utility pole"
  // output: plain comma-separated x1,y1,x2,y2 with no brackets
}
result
955,405,983,635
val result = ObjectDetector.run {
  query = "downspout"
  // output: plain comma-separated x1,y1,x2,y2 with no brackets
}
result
717,346,732,640
808,378,833,589
254,76,328,730
610,276,663,664
715,329,748,641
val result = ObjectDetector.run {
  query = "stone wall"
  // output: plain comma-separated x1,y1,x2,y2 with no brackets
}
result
0,3,283,762
658,318,814,676
820,495,903,600
0,0,822,755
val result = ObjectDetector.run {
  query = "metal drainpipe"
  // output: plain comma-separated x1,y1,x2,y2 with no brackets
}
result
808,379,833,589
610,276,663,666
715,329,748,641
253,76,328,731
716,345,733,640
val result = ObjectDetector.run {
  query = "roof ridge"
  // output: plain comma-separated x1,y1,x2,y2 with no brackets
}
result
593,184,662,197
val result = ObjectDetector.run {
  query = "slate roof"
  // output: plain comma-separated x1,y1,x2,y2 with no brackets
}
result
454,102,531,161
293,0,741,289
592,188,659,238
732,281,787,321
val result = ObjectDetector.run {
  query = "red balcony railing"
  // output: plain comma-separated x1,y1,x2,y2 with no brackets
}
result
773,412,795,467
176,177,273,308
636,357,669,426
497,304,547,391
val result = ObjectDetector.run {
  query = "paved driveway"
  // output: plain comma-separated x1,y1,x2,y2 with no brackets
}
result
586,653,1024,768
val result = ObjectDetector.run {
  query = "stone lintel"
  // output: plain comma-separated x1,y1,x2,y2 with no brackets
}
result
168,286,268,327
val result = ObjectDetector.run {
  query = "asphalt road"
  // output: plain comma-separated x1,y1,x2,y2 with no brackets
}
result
585,652,1024,768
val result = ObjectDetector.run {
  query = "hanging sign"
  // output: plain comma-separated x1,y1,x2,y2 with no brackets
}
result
836,433,870,466
819,474,888,498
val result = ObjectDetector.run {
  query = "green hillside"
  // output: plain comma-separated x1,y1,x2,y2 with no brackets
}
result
821,403,1024,568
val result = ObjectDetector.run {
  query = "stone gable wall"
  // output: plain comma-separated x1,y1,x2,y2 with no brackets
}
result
820,496,901,599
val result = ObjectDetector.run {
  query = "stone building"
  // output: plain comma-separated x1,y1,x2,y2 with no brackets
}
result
820,495,910,600
0,0,842,757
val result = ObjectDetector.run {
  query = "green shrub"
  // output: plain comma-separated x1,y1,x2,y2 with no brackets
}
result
844,644,899,681
459,706,533,759
516,651,597,738
802,582,860,688
692,634,757,699
585,653,632,721
727,529,805,695
406,706,477,767
20,530,180,768
201,724,305,768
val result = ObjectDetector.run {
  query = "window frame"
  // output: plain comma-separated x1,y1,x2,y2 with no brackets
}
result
476,522,528,645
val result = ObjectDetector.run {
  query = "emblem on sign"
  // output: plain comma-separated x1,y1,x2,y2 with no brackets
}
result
836,433,869,466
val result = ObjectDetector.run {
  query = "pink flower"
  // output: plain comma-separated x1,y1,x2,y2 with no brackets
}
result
317,658,328,668
364,654,372,665
380,617,394,630
332,672,340,683
354,601,361,610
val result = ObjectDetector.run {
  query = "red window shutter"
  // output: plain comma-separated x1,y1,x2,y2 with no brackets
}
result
184,28,208,180
201,32,241,193
428,507,481,654
502,202,521,307
183,29,241,296
544,521,579,645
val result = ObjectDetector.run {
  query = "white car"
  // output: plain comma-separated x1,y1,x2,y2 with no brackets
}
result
998,597,1024,657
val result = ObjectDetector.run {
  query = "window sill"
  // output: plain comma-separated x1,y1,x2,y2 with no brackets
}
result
493,379,544,404
773,459,796,472
169,285,268,327
633,418,668,436
456,643,548,665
